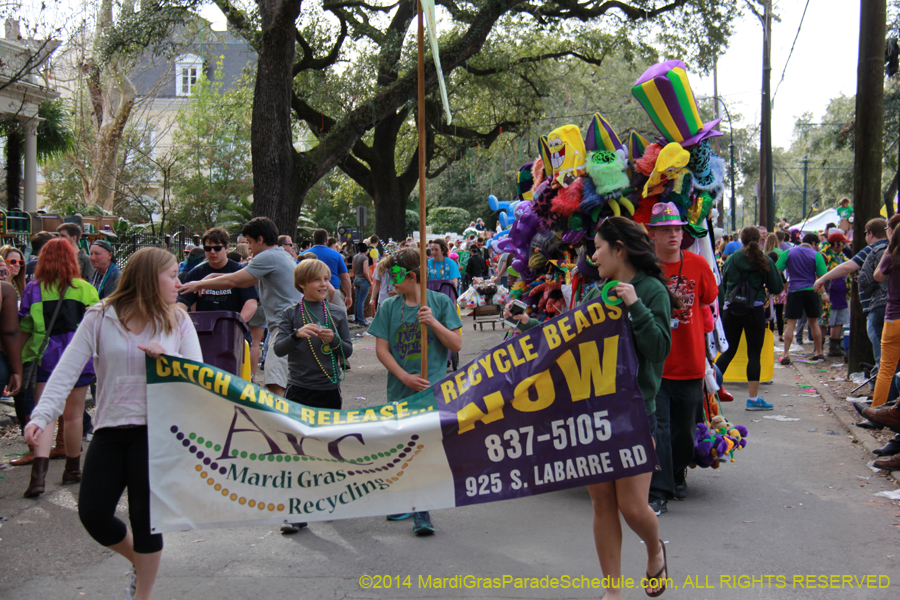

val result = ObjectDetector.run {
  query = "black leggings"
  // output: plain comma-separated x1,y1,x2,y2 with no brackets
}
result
78,426,162,554
774,303,784,336
716,306,767,382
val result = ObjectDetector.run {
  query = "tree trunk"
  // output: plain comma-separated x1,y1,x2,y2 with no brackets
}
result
91,101,134,211
248,0,522,237
337,108,432,241
372,182,413,241
4,126,22,210
849,0,886,372
249,0,302,237
81,1,138,211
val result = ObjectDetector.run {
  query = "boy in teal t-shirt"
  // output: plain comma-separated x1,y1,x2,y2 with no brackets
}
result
367,248,463,535
368,289,462,400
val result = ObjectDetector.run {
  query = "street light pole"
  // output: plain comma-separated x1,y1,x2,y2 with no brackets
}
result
729,137,736,233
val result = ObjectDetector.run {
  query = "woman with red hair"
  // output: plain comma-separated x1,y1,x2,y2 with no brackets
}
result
20,238,99,497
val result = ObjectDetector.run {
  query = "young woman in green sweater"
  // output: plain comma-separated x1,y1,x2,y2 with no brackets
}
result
507,217,678,598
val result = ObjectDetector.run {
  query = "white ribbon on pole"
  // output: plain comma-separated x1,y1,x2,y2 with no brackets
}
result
421,0,452,125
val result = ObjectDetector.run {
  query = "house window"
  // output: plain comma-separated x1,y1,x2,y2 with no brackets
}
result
175,54,203,96
180,66,198,95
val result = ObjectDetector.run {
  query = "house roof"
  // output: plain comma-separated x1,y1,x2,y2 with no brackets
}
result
131,26,257,98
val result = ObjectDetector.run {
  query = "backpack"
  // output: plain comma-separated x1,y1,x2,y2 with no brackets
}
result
727,274,755,316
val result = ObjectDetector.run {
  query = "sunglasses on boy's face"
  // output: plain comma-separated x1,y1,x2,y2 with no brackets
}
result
203,245,224,253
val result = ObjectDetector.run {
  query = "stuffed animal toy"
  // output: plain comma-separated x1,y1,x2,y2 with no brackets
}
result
552,176,585,216
710,415,750,462
643,142,690,196
691,422,720,469
585,150,630,196
539,124,587,188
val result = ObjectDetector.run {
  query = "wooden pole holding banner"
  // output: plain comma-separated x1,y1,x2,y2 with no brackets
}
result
417,0,428,377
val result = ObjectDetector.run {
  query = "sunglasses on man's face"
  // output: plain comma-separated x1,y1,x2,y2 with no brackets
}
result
203,245,224,253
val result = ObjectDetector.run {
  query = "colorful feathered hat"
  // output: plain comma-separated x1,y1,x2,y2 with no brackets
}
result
631,60,721,148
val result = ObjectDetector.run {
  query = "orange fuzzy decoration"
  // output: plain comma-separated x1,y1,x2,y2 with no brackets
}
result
634,143,664,177
551,177,584,216
532,157,546,187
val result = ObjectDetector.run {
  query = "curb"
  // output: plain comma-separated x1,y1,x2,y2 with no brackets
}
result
792,360,898,485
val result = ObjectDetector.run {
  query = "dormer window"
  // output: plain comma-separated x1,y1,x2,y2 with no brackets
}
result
175,54,203,96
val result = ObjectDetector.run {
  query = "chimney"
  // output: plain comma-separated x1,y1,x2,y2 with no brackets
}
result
5,18,21,40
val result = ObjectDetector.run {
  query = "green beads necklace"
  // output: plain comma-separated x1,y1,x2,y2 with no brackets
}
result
299,298,345,384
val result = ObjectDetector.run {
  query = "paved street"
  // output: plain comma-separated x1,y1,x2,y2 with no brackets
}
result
1,321,898,600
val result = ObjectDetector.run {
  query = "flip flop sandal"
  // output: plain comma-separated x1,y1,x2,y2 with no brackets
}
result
810,354,825,361
645,538,668,597
780,356,792,365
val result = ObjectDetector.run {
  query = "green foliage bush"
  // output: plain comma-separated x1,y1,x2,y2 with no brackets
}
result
427,207,471,235
406,210,420,236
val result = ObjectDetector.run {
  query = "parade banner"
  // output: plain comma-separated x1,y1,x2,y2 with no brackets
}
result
147,298,657,534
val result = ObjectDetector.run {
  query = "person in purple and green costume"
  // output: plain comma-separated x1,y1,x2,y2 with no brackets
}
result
776,233,827,364
20,238,99,497
817,231,851,358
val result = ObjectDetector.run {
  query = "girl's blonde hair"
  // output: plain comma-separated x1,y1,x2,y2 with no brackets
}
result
293,259,331,292
375,254,392,277
234,243,250,260
764,232,778,254
104,247,179,335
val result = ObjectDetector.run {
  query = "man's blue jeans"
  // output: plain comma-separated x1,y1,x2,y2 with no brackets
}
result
867,305,886,366
353,277,370,324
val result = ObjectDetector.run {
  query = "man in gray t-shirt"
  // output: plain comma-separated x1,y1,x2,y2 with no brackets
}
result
180,217,301,396
243,246,302,332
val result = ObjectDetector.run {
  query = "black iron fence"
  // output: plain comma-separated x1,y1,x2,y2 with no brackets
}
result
2,230,193,269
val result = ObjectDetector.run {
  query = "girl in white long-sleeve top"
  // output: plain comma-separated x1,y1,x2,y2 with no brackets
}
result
25,247,203,600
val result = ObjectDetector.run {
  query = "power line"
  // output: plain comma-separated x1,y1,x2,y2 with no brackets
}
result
772,0,811,105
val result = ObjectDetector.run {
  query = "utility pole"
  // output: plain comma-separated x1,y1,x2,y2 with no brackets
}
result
801,157,808,217
759,0,774,231
849,0,887,372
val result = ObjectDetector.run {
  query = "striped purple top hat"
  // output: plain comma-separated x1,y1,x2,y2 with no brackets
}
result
584,113,624,153
632,60,722,148
626,130,650,162
647,201,689,227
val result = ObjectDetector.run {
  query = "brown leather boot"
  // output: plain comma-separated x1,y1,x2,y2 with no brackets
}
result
10,444,35,466
48,417,66,459
24,457,50,498
873,453,900,471
61,456,81,484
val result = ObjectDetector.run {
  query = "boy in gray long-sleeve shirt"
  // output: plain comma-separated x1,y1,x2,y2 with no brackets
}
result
273,259,353,410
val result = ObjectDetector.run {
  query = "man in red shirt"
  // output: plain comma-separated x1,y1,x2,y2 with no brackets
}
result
646,202,719,515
